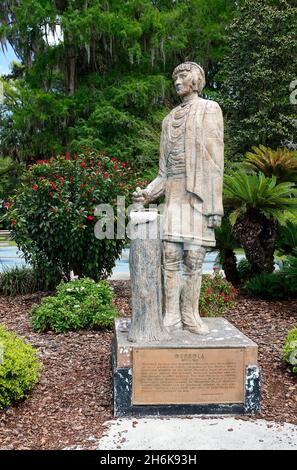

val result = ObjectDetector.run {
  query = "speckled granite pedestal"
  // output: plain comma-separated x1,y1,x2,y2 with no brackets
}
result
113,318,261,417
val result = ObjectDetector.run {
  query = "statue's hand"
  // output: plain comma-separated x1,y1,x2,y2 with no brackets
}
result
207,215,222,228
132,187,148,206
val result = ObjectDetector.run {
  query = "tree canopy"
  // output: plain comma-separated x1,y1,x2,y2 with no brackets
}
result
0,0,235,170
222,0,297,159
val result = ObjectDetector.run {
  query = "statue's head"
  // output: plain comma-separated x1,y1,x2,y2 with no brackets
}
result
172,62,205,97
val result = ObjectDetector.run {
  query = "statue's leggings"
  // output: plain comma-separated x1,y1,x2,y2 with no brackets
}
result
162,241,206,330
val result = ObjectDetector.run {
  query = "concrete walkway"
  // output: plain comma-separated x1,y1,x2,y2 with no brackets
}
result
96,417,297,450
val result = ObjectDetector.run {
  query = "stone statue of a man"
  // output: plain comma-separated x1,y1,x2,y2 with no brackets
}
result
133,62,224,335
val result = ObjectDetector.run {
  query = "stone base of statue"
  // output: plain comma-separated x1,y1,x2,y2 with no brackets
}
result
113,318,260,417
112,207,260,416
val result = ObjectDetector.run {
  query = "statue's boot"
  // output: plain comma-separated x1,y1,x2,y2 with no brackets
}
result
181,248,209,335
162,267,182,332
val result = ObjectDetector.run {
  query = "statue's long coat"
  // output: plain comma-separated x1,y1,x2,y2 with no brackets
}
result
145,97,224,246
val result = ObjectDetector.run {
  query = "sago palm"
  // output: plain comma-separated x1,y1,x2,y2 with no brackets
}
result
224,172,297,274
214,216,240,286
276,220,297,256
243,145,297,182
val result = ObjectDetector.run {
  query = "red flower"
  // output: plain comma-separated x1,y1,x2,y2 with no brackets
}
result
49,192,54,198
4,202,12,208
36,159,48,165
81,162,86,168
65,151,71,160
11,219,17,226
121,162,126,168
103,172,109,179
113,165,118,171
87,215,94,220
80,184,84,189
32,184,39,190
70,176,74,182
50,181,56,189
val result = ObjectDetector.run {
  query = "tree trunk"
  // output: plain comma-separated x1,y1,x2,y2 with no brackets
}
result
222,248,240,286
233,209,277,274
68,57,76,96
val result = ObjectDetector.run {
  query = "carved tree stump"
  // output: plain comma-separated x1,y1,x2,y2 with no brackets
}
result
128,210,169,343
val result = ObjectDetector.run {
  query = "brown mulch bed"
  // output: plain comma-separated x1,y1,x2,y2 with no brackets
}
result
0,280,296,449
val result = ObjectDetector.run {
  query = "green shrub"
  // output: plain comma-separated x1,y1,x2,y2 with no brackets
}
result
244,272,297,299
30,278,117,333
0,324,41,409
237,257,254,283
3,150,140,280
276,221,297,256
200,270,237,317
282,248,297,280
283,328,297,374
0,265,61,296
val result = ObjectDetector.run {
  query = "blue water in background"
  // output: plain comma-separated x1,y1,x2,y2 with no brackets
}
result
0,246,244,275
116,248,223,274
0,246,27,271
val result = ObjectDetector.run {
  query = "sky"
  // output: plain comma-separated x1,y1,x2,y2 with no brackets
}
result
0,42,19,76
0,24,62,76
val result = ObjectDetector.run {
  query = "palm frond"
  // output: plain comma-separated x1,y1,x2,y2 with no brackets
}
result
214,216,239,250
224,171,297,222
243,146,297,181
276,221,297,255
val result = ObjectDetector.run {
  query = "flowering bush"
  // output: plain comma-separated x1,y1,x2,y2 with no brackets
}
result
4,149,143,280
30,278,117,333
200,269,237,317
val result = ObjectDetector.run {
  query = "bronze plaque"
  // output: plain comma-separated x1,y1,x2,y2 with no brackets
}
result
132,348,245,405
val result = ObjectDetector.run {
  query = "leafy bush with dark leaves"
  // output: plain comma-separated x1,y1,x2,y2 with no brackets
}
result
4,150,140,281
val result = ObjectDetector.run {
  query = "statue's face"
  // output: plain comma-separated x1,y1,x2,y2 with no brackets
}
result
174,69,194,97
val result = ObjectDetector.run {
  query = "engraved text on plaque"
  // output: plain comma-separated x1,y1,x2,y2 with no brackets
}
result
133,348,245,405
